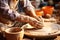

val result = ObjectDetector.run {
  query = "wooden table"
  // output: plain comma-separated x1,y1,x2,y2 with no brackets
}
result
23,35,60,40
23,35,59,40
0,35,60,40
0,18,60,40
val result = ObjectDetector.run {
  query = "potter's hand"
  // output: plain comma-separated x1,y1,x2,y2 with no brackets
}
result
16,14,43,29
34,16,42,22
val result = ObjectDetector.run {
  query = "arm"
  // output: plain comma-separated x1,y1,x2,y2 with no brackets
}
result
0,0,43,28
16,14,43,28
20,0,41,21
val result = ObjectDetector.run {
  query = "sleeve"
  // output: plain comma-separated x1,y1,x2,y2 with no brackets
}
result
0,0,20,21
24,0,35,11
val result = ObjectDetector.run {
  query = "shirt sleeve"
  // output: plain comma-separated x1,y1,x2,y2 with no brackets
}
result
0,0,20,21
24,0,35,11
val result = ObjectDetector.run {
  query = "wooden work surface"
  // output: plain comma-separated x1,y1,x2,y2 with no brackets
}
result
0,16,60,40
0,22,60,40
23,35,60,40
0,35,60,40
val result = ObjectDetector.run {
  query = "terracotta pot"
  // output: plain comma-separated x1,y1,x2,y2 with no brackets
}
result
42,6,54,16
35,9,44,17
4,27,24,40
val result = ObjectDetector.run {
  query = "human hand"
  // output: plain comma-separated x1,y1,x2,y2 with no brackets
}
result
16,14,43,29
26,16,43,29
30,19,43,29
34,16,42,22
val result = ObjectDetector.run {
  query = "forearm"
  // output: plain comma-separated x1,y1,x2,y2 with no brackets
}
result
16,14,43,28
24,6,37,17
16,14,36,22
20,0,37,17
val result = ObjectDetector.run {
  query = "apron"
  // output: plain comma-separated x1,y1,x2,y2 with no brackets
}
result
0,0,26,27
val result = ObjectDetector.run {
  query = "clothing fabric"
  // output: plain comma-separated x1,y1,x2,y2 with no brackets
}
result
0,0,18,21
0,0,32,21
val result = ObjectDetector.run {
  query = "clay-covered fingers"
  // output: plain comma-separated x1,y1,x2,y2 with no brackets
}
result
28,17,43,29
30,20,43,29
34,16,42,22
16,14,43,29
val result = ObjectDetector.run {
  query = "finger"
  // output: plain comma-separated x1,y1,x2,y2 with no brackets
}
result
34,16,41,21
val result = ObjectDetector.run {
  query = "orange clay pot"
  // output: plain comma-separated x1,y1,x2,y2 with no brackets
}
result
42,6,54,16
35,10,44,17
